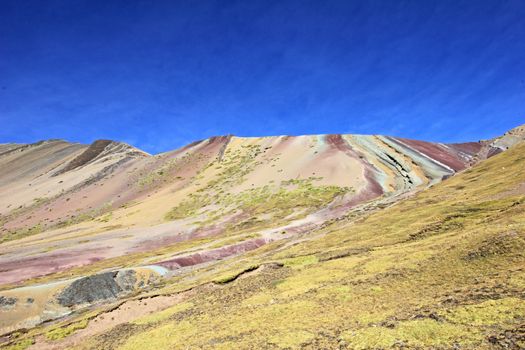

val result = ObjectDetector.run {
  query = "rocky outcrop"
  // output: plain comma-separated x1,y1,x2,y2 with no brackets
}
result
473,124,525,162
56,270,138,307
0,296,17,310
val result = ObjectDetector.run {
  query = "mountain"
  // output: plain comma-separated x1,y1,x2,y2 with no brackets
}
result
0,126,524,349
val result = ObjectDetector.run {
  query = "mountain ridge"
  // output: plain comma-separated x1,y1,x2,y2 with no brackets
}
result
5,123,524,157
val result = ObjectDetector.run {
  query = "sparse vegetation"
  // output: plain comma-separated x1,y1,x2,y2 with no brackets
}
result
45,319,89,341
165,177,352,222
1,223,42,243
1,339,34,350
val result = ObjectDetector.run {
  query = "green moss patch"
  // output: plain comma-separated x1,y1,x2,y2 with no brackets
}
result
343,319,477,349
281,255,319,269
443,298,525,326
45,319,89,341
1,338,34,350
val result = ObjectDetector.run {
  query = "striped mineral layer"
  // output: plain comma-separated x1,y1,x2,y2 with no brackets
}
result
0,127,523,335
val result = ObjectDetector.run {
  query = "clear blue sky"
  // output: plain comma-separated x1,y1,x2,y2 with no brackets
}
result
1,0,524,154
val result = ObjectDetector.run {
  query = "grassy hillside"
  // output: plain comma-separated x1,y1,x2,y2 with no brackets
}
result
5,142,523,349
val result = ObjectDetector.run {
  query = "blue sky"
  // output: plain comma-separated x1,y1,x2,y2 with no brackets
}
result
1,0,524,154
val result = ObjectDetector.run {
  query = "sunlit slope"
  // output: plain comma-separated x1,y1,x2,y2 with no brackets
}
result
0,134,482,287
1,134,474,234
70,141,525,350
0,127,524,349
0,139,149,234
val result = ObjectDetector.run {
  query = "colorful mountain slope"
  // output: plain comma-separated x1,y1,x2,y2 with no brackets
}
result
0,126,524,349
0,134,486,286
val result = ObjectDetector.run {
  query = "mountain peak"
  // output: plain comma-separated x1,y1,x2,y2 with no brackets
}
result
53,139,148,176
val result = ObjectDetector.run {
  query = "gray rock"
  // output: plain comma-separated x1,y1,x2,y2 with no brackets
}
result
115,270,137,291
0,296,17,309
57,271,124,307
55,269,149,307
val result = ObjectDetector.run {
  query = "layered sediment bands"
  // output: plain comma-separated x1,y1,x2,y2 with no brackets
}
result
328,134,474,198
325,134,383,201
383,137,458,180
0,246,108,285
343,135,422,195
157,238,268,270
393,137,476,172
